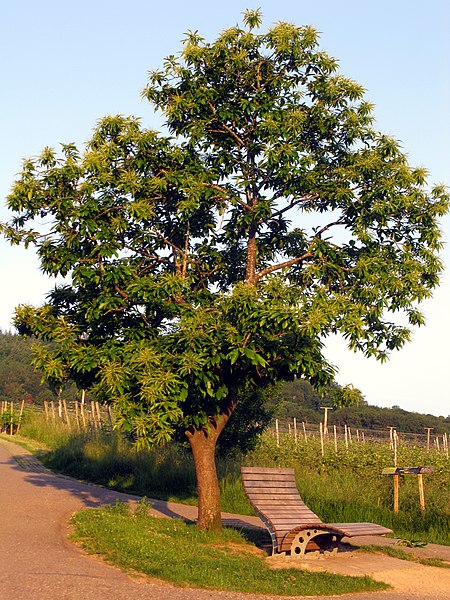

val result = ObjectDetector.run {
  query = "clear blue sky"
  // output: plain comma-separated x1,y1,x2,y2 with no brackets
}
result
1,0,449,416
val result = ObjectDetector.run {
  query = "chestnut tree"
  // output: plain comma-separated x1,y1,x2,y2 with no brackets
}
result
2,10,448,530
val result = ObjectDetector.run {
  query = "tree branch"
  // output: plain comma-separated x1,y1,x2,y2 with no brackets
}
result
255,251,313,281
260,193,320,224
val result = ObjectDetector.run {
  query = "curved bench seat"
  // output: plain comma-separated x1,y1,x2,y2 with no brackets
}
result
241,466,392,556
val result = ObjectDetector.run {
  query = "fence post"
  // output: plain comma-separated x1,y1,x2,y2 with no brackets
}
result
319,422,324,457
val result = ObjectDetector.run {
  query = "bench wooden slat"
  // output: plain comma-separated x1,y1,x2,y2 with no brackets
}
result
240,472,296,480
243,480,298,489
241,467,292,474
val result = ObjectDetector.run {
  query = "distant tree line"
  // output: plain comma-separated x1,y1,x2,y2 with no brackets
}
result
0,330,79,405
271,379,450,435
1,331,448,436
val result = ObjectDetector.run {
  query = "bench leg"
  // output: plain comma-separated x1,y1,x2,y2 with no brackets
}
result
289,529,341,557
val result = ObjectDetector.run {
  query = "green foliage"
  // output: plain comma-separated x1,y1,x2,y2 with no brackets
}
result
71,503,387,595
1,11,448,528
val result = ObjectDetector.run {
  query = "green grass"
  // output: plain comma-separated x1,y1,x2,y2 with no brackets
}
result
11,411,450,545
71,501,387,596
361,544,450,569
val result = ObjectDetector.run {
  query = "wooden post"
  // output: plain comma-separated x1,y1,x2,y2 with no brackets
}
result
344,424,349,450
393,474,399,513
16,399,26,433
44,400,49,422
50,401,56,421
320,406,332,438
80,401,87,430
293,417,298,444
418,474,425,512
424,427,433,451
333,425,338,453
10,402,14,435
62,399,71,430
388,426,395,450
393,429,398,467
319,422,324,457
302,421,307,443
275,419,279,447
96,401,102,429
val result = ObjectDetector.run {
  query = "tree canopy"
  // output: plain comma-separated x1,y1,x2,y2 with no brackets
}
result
2,10,448,529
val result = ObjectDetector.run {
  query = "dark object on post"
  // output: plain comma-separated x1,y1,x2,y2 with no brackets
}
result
241,467,392,557
382,466,435,513
381,466,435,475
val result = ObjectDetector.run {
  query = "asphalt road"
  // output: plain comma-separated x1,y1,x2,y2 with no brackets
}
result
0,436,448,600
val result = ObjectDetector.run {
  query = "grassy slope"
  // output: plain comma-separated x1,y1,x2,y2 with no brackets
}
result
71,501,387,596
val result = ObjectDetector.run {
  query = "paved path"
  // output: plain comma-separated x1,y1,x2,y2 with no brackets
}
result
0,437,449,600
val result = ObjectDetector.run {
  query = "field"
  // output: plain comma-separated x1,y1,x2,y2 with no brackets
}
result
13,409,450,546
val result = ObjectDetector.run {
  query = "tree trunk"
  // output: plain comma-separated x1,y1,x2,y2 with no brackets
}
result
185,404,236,531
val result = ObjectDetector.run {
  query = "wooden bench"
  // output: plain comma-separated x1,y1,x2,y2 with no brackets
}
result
241,466,393,556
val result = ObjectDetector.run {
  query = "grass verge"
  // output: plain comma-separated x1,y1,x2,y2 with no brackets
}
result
361,544,450,569
71,501,388,596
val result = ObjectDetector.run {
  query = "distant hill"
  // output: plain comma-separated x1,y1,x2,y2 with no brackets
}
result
0,330,79,405
268,379,450,435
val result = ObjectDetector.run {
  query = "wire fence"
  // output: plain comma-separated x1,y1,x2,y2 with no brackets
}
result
1,400,449,459
0,399,113,435
268,417,450,457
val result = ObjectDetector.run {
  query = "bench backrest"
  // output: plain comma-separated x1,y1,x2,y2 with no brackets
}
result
241,466,323,550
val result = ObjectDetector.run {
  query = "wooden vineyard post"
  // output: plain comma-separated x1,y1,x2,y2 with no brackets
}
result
388,426,395,450
10,402,14,435
96,402,102,429
393,429,398,467
44,401,49,422
62,400,71,430
275,419,280,447
302,421,307,443
80,402,87,430
382,466,435,513
333,425,338,454
424,428,433,451
320,406,332,438
319,422,324,457
293,417,298,444
16,399,25,433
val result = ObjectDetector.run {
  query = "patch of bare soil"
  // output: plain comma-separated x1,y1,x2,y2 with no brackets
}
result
266,551,450,598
